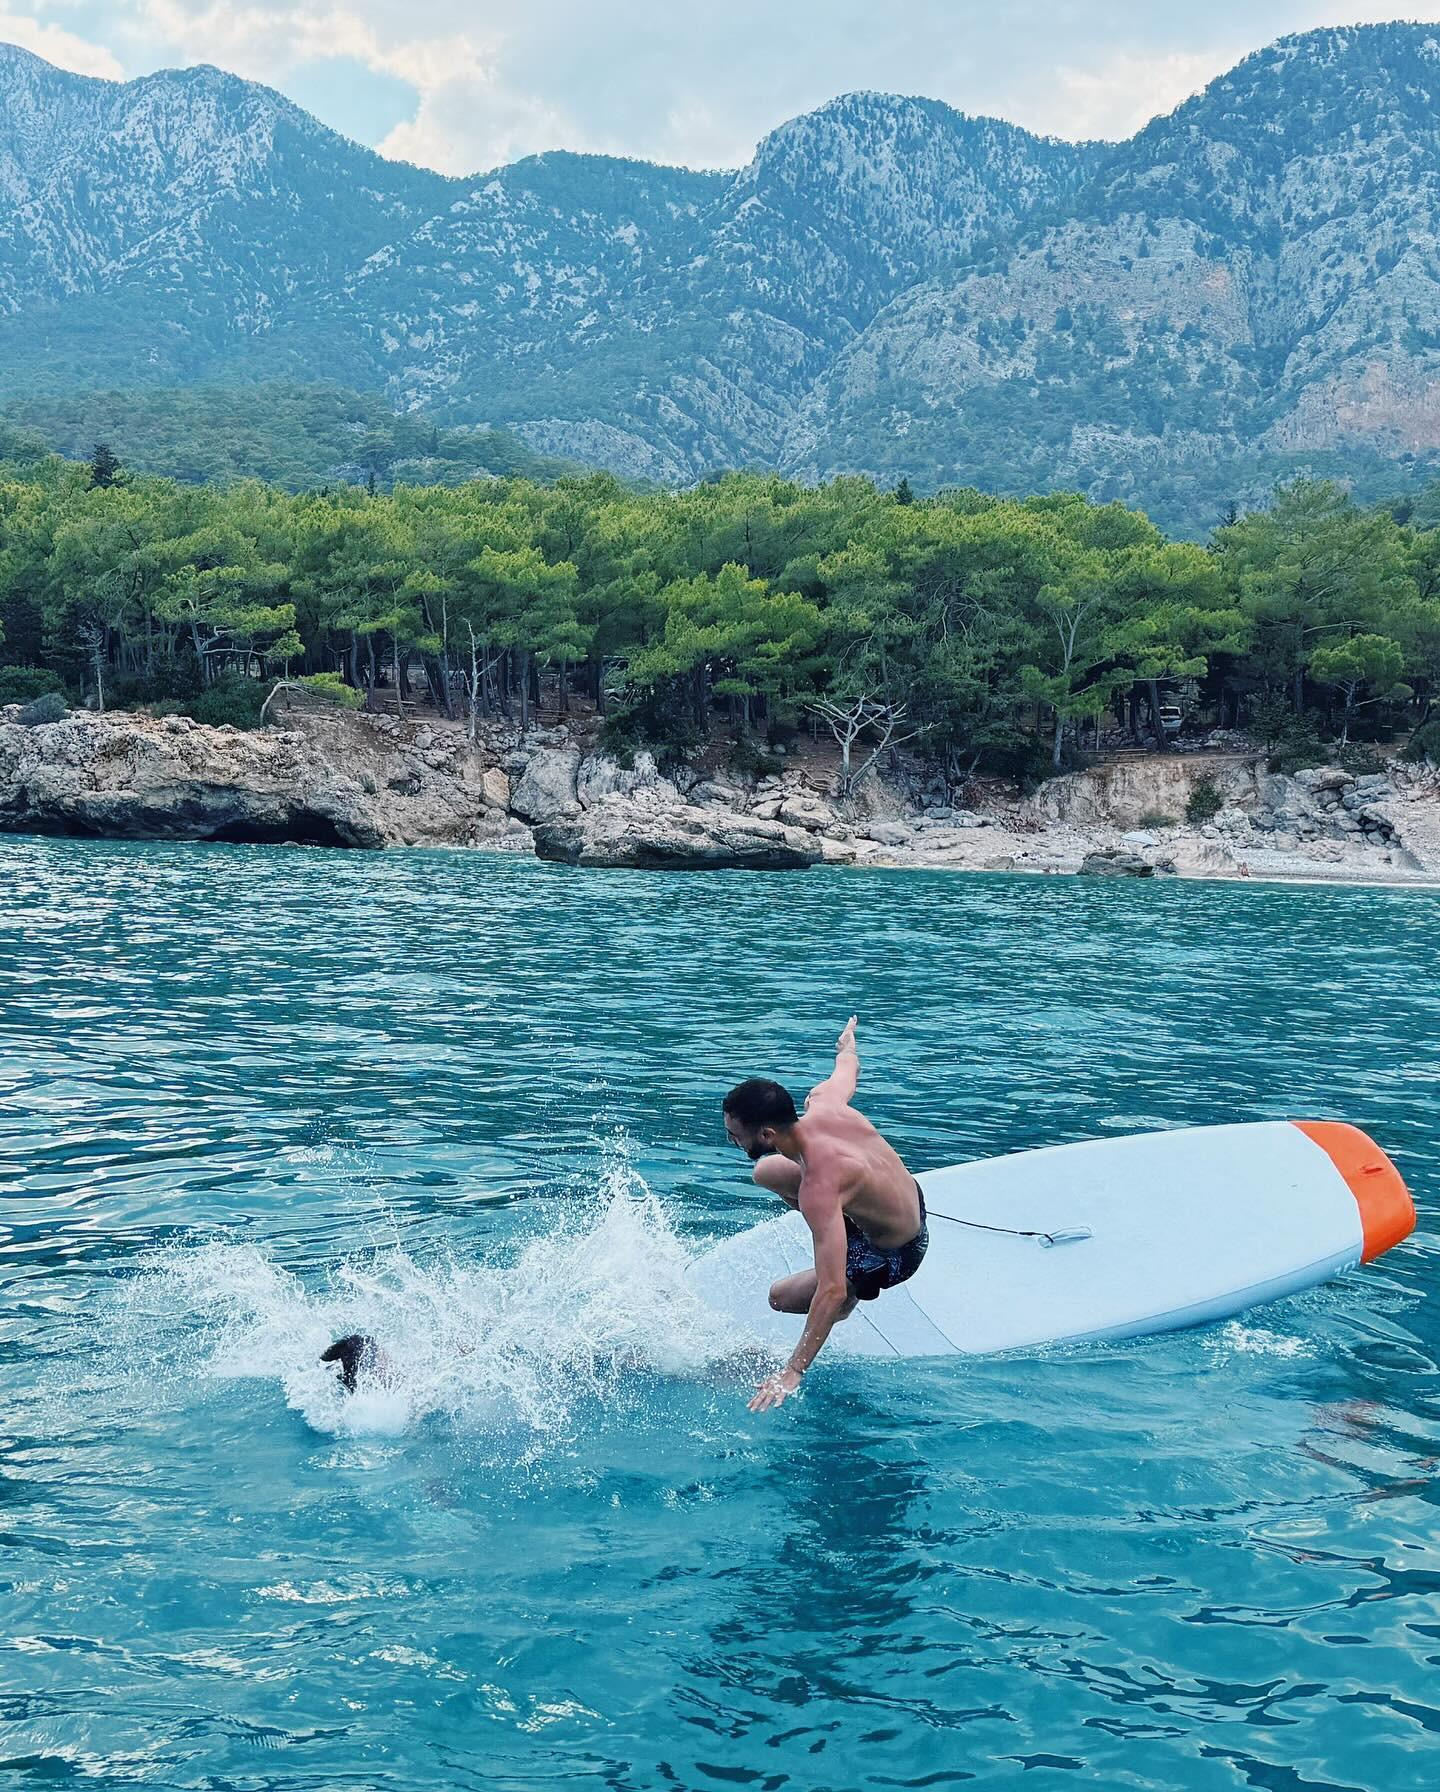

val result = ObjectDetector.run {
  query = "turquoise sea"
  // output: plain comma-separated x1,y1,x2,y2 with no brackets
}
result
2,837,1438,1791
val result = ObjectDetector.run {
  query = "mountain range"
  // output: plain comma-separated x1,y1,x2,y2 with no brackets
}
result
4,23,1440,532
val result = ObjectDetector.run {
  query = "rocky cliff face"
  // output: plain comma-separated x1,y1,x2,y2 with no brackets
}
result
12,27,1440,529
792,25,1440,522
0,708,530,850
0,44,451,383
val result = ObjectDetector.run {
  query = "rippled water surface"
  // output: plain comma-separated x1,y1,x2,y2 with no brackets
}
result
3,837,1439,1791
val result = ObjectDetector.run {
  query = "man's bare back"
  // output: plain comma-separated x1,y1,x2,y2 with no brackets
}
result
794,1098,921,1248
722,1018,929,1411
752,1094,920,1246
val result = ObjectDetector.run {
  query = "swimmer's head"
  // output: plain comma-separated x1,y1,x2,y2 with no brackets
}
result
321,1333,376,1392
723,1078,798,1160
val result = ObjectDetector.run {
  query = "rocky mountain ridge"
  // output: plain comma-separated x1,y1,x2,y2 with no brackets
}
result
5,26,1440,528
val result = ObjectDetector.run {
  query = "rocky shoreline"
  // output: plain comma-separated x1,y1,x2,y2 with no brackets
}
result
1,704,1437,885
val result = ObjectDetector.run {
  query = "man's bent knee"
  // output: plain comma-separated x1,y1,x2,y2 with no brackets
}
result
768,1271,814,1314
753,1153,802,1200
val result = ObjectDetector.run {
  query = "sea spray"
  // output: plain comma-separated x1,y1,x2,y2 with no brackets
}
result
120,1150,767,1442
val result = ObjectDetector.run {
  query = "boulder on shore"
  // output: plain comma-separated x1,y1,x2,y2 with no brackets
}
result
479,766,511,810
1079,847,1175,877
575,749,678,807
777,793,837,831
509,747,581,821
531,801,821,870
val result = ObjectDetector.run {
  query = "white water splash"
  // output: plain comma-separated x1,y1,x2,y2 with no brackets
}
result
125,1157,765,1441
1204,1319,1314,1359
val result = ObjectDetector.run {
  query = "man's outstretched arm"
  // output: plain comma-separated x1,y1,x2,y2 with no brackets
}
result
748,1182,851,1412
805,1015,860,1110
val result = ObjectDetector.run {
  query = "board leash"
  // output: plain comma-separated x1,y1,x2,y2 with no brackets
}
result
926,1209,1092,1248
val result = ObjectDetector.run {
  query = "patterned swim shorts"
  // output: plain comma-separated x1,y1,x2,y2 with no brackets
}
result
843,1184,928,1301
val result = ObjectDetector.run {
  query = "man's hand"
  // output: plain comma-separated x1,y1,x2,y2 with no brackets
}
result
837,1014,858,1055
748,1367,803,1412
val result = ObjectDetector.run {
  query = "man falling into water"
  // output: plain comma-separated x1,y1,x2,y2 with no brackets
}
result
724,1016,928,1412
324,1014,925,1403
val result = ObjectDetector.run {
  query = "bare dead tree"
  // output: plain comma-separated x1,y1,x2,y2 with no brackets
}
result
259,678,310,726
77,621,107,713
463,621,506,743
808,695,925,798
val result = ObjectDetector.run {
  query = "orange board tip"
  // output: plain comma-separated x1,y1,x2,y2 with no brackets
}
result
1293,1120,1416,1262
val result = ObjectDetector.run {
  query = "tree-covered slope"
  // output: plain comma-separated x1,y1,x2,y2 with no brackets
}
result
0,382,581,489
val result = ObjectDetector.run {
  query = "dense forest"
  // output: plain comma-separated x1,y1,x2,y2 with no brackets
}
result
2,436,1438,781
0,383,579,495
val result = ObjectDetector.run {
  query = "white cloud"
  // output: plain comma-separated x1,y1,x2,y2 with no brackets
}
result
1012,47,1243,143
0,9,124,77
35,1,1440,177
119,1,568,172
126,0,452,86
376,65,575,175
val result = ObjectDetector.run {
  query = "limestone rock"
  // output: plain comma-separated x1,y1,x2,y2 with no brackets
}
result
690,779,747,807
0,709,554,851
1079,848,1157,876
480,766,511,810
531,801,820,870
469,812,535,851
0,714,388,847
777,793,837,831
916,827,981,852
509,747,581,822
575,750,678,808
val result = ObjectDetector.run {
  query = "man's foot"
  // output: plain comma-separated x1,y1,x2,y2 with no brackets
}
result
321,1332,377,1392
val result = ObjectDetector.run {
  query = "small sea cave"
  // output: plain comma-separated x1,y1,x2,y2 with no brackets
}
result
204,810,371,849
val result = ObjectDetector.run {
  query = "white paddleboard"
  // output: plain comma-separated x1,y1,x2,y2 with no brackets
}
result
686,1120,1414,1357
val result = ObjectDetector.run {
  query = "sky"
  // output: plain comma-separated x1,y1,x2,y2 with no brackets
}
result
6,2,1440,176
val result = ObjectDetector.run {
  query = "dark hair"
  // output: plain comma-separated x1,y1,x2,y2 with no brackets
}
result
321,1333,376,1392
722,1078,798,1129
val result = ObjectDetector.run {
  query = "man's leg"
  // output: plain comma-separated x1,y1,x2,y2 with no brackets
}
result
752,1152,802,1206
767,1268,858,1320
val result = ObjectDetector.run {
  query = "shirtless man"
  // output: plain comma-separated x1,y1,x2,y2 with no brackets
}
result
723,1017,928,1412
